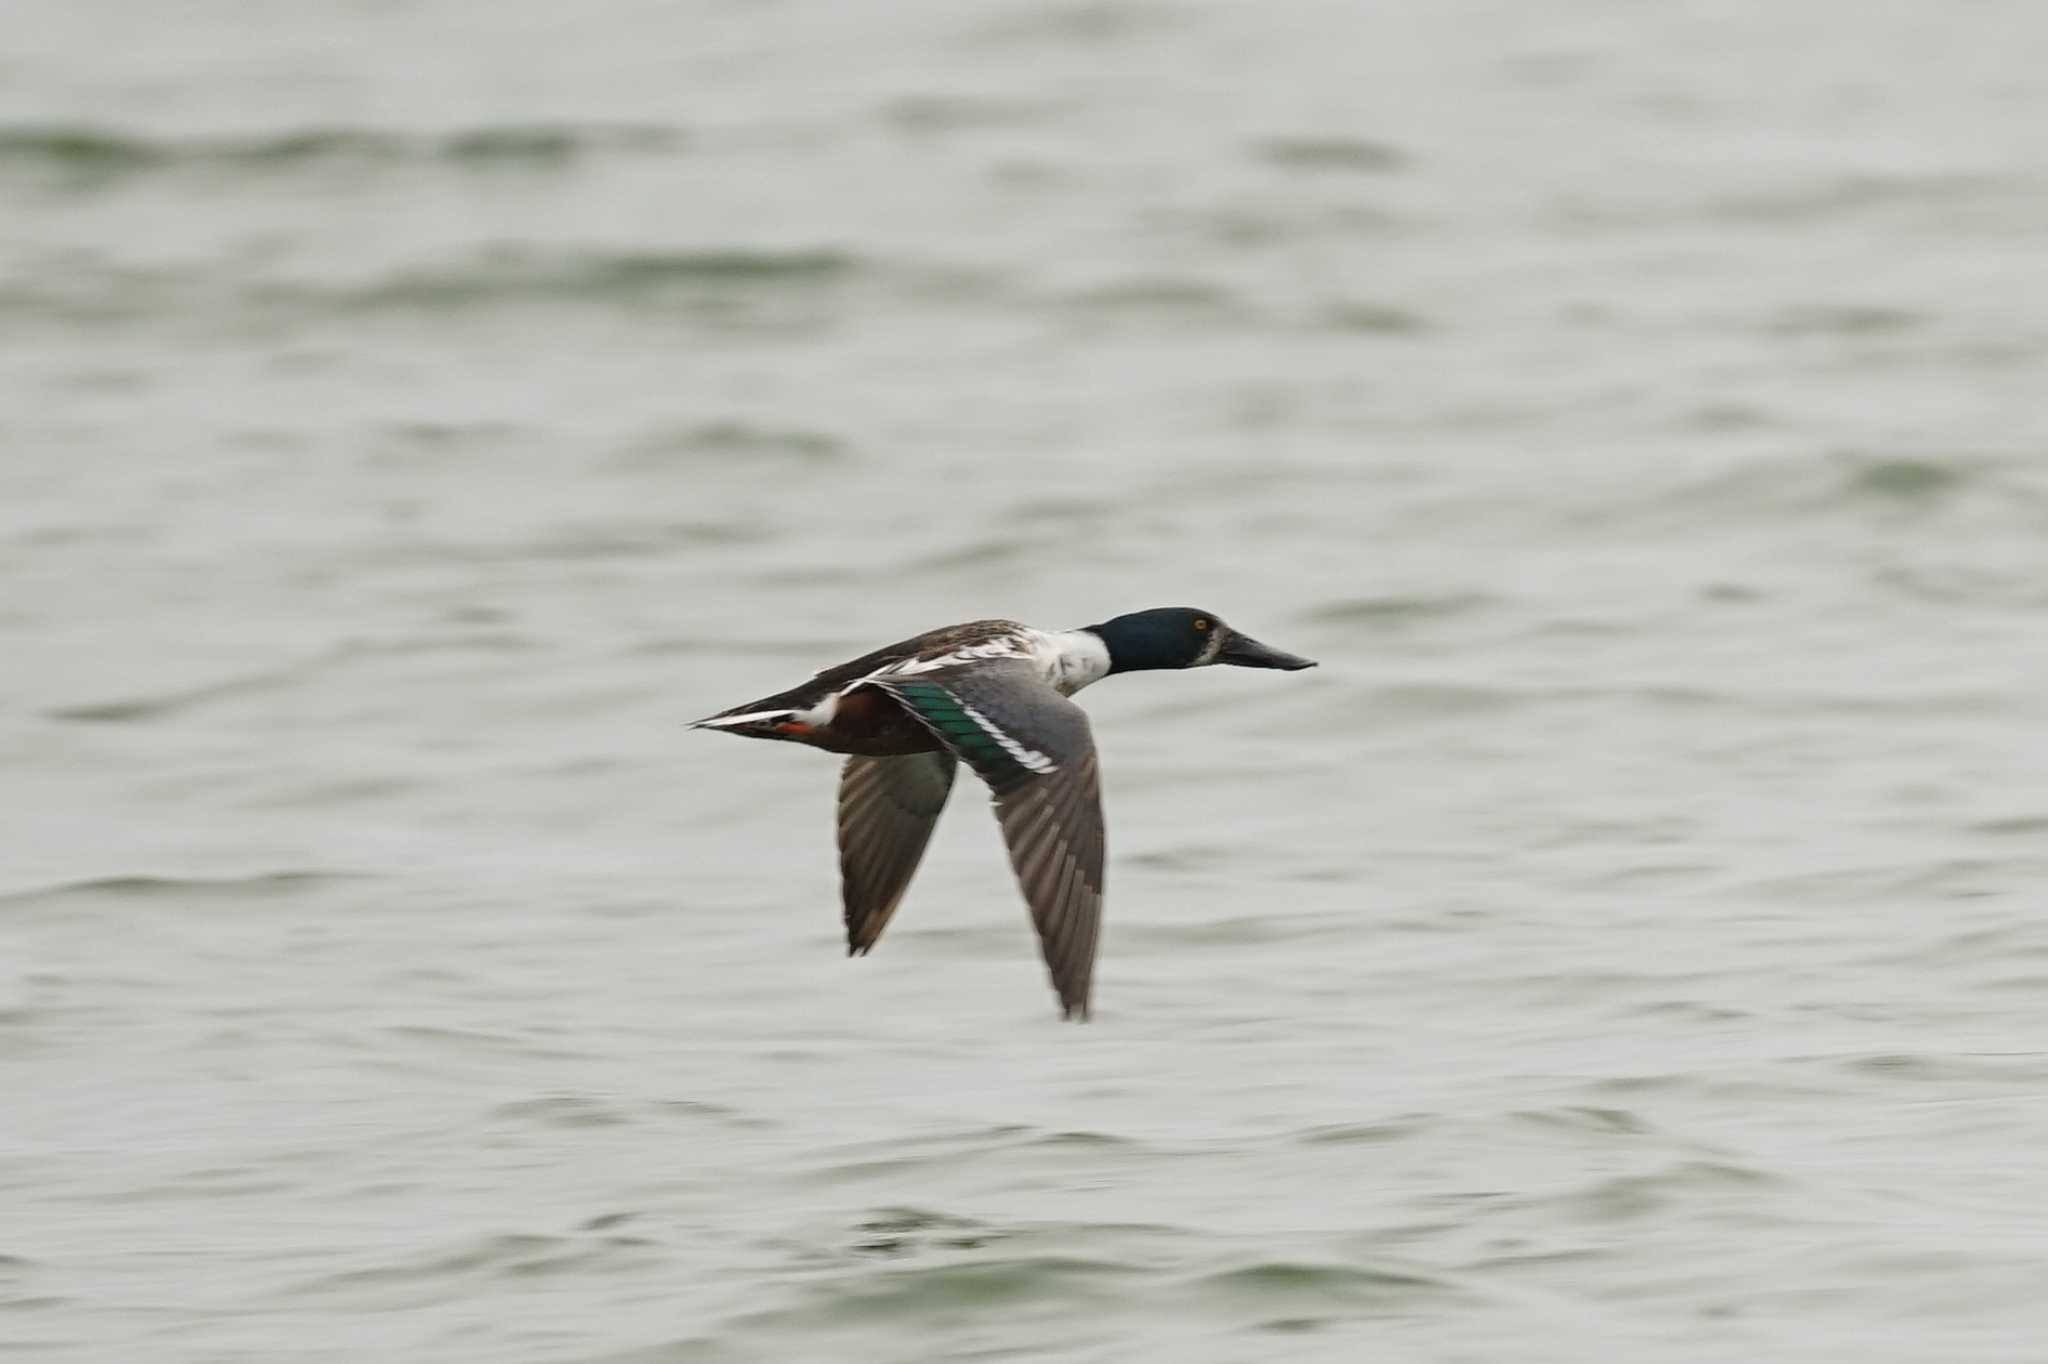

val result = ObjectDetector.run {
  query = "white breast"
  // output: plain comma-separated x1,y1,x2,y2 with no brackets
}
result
1028,628,1112,695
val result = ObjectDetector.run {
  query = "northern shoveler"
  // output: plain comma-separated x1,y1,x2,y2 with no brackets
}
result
692,607,1316,1018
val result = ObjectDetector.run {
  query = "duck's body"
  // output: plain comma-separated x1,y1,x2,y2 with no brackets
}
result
694,619,1112,756
693,607,1315,1018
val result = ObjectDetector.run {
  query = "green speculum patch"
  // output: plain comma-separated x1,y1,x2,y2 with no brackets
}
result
899,684,1003,755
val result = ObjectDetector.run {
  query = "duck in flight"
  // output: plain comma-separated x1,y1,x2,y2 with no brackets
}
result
692,607,1316,1019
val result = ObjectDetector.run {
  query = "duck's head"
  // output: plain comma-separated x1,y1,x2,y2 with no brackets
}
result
1088,607,1318,675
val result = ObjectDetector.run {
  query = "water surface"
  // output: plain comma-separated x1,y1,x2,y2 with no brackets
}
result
6,2,2048,1360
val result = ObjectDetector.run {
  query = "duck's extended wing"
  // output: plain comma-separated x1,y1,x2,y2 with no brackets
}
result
837,752,957,955
873,662,1104,1019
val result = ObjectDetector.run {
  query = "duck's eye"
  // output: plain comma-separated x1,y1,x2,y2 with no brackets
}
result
1192,617,1210,632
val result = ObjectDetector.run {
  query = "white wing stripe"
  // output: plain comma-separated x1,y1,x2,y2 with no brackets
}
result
958,699,1058,773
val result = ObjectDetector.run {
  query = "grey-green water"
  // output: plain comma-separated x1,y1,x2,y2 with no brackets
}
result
6,2,2048,1360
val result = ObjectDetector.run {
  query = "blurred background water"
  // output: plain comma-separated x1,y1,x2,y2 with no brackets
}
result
5,1,2048,1359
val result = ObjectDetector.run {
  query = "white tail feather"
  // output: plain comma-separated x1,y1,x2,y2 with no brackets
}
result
693,709,795,729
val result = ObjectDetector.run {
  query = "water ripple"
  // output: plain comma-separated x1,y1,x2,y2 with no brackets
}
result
0,870,355,909
1254,136,1408,174
0,122,683,184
